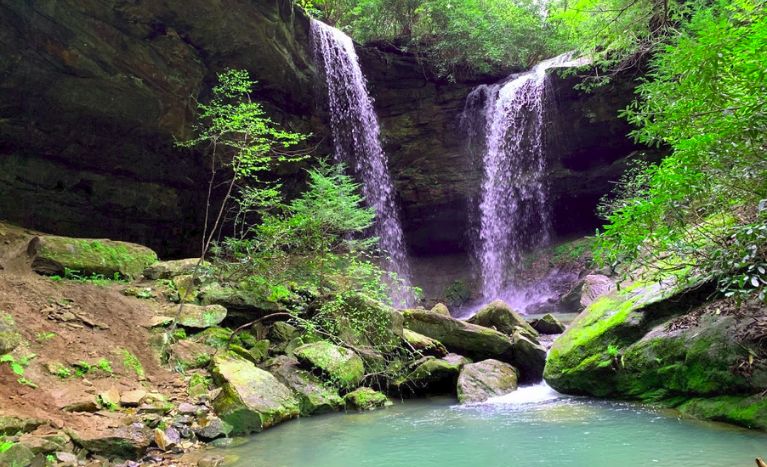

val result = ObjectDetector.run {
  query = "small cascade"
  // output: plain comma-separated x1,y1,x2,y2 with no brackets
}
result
310,19,414,306
463,53,582,303
485,382,562,405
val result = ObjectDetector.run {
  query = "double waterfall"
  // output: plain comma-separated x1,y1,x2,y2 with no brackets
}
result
464,54,580,303
310,20,414,306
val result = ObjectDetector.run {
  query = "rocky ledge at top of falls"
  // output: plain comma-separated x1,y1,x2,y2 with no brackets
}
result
543,267,767,431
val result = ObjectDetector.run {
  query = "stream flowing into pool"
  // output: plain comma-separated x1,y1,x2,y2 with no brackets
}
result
214,384,766,466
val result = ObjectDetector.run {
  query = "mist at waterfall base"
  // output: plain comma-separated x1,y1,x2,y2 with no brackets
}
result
311,19,414,307
215,384,767,467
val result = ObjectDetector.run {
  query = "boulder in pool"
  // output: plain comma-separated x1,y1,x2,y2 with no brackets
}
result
457,359,519,404
344,387,391,410
468,300,539,337
529,313,566,334
211,353,300,434
403,309,514,360
293,341,365,390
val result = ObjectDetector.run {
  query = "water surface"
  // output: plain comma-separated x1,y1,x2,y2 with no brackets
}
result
217,385,767,467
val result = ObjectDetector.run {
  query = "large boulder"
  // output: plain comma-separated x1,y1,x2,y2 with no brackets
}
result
403,309,515,361
457,360,519,404
404,310,542,383
0,312,22,354
544,273,767,430
210,353,300,434
510,330,547,384
200,283,286,316
28,235,157,278
468,300,538,337
266,356,344,415
168,339,216,370
68,424,152,459
293,341,365,390
579,275,615,308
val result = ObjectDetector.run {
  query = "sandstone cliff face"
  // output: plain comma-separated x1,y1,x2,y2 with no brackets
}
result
0,0,320,256
0,0,646,258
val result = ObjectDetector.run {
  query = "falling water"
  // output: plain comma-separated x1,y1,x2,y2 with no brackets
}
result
310,19,414,306
463,53,581,302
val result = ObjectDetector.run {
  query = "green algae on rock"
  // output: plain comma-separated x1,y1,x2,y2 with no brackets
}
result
403,329,448,357
211,353,300,434
344,387,391,410
28,236,157,278
266,355,345,416
0,312,22,354
293,341,365,390
468,299,539,337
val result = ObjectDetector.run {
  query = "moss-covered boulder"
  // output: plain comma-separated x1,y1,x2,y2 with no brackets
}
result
266,356,344,416
0,443,35,467
544,279,729,398
293,341,365,390
190,327,239,349
468,300,538,337
143,258,206,279
676,395,767,430
403,329,448,357
28,235,157,278
457,359,519,404
210,353,300,434
529,313,566,335
0,312,22,354
430,303,451,316
402,309,515,363
397,355,463,395
168,304,227,329
544,274,767,430
200,283,285,315
0,415,45,436
344,387,391,410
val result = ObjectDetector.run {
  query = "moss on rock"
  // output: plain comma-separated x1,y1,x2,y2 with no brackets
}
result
29,235,157,278
211,353,299,434
344,387,391,410
293,341,365,390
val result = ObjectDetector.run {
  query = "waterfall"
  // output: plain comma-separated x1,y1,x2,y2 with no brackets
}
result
310,19,414,306
463,53,582,302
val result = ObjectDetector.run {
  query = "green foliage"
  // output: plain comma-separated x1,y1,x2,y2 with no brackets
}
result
35,331,56,343
214,162,407,305
595,0,767,300
97,358,114,374
121,350,145,380
310,0,568,79
1,354,36,388
49,268,125,286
